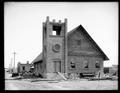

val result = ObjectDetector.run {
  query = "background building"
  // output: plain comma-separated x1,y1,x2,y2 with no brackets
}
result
104,65,118,76
17,61,32,74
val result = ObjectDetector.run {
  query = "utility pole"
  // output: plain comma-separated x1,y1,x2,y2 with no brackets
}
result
13,52,16,73
11,58,13,73
10,58,13,68
9,58,12,73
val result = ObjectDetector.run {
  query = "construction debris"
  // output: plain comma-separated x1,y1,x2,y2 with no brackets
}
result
57,72,67,80
30,78,55,82
88,76,118,81
30,72,67,82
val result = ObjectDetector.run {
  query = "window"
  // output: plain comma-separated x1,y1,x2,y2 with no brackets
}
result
52,25,61,35
83,60,88,68
70,61,76,69
76,40,81,45
104,68,109,73
22,66,25,70
55,44,60,50
95,61,100,68
52,44,60,52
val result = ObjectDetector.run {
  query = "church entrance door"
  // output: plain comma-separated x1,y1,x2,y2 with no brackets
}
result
54,61,61,73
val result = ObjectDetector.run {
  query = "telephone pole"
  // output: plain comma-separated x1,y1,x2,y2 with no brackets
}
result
13,52,16,72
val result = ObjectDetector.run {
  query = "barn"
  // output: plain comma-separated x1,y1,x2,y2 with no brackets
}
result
31,17,109,79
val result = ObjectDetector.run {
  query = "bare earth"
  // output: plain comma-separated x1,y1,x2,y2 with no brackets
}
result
5,72,118,90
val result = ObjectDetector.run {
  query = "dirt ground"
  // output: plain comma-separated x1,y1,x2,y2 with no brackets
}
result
46,79,118,90
5,79,118,90
5,72,118,90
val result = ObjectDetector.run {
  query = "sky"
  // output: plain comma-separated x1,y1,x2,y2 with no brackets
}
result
4,2,118,68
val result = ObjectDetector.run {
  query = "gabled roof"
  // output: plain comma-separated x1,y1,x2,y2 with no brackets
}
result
67,25,109,61
31,53,43,64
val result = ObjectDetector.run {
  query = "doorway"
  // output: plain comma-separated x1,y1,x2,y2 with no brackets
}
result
54,61,61,73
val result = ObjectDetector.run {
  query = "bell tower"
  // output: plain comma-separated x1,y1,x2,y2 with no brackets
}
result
43,16,67,78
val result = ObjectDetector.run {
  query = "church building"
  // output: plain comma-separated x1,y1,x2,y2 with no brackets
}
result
32,17,109,79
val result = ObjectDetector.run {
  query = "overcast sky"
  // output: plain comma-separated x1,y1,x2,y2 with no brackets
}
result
4,2,118,68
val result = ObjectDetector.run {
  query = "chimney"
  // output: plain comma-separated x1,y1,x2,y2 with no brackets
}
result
46,16,49,22
64,18,67,24
53,19,55,23
27,61,29,64
59,20,61,23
